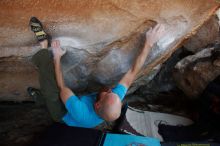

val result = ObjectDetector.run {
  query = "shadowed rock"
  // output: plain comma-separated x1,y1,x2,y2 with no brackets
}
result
173,47,220,98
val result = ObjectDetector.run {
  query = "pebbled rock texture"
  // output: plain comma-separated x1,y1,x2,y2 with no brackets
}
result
0,0,219,101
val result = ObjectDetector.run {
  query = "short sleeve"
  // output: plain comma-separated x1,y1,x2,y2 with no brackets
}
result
65,95,90,122
112,84,128,100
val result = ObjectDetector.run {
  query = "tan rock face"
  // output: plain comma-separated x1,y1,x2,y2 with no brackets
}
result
183,16,220,53
0,0,219,101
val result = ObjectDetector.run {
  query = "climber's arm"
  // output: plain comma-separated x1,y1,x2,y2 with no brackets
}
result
119,24,165,88
52,40,74,104
119,44,151,88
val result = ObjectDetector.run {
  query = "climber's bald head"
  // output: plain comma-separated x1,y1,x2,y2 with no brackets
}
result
94,87,122,122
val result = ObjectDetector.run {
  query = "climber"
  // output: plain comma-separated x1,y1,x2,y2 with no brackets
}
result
28,17,165,128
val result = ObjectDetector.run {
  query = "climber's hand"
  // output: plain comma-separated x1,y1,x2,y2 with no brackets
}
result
52,40,66,60
145,24,165,48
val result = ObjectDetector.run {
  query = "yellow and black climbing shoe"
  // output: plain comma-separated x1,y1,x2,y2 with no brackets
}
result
29,17,48,42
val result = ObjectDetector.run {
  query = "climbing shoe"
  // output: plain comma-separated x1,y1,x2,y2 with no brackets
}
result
29,17,48,42
27,87,44,105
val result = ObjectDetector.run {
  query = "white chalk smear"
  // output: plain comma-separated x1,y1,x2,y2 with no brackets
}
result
55,36,83,48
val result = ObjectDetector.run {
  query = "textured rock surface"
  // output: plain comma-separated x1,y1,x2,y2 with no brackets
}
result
173,47,220,98
183,15,220,53
0,103,52,146
134,48,186,97
0,0,219,101
0,57,39,101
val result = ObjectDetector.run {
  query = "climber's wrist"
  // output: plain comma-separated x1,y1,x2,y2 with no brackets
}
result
144,43,152,50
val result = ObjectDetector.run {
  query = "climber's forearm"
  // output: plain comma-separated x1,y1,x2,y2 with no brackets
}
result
119,44,151,88
54,57,65,89
53,57,74,103
52,40,74,103
131,44,151,75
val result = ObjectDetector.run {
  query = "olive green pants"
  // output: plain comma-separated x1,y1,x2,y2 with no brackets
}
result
32,49,66,122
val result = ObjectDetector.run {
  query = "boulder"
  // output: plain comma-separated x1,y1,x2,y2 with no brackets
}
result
0,0,219,101
173,47,220,98
183,15,220,53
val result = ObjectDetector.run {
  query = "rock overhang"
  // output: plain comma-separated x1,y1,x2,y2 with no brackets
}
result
0,0,219,101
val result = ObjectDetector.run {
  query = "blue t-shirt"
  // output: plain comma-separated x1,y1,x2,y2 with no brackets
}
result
62,84,127,128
